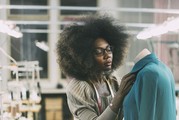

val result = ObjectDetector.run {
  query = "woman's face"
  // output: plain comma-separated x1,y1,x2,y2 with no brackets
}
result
93,38,113,72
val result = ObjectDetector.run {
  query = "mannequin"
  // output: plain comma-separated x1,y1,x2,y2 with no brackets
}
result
122,49,176,120
134,48,151,63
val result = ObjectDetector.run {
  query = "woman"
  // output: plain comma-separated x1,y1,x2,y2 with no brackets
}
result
56,14,135,120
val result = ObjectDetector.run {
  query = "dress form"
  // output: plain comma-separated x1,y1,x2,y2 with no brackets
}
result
134,48,151,64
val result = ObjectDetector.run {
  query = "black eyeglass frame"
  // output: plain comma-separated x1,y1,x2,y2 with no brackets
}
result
93,45,113,56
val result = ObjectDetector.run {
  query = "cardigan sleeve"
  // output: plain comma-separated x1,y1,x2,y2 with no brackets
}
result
66,79,117,120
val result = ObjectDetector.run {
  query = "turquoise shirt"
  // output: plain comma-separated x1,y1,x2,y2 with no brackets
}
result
123,53,176,120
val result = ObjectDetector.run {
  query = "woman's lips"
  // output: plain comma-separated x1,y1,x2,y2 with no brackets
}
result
104,61,112,67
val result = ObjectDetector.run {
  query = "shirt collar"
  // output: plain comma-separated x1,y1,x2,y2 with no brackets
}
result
130,53,158,73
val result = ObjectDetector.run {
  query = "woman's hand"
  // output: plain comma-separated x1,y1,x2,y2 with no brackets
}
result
109,73,136,113
117,73,136,97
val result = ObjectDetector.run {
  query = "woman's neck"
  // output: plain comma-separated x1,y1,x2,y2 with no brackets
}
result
134,49,151,63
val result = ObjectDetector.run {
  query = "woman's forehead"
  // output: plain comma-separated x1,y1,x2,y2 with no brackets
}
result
94,38,109,47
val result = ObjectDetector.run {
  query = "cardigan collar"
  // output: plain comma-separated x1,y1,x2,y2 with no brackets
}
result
130,53,158,73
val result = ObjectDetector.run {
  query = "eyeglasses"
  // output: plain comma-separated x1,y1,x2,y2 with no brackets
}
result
94,46,113,56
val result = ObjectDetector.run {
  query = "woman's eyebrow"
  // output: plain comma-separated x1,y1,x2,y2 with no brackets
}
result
95,45,110,49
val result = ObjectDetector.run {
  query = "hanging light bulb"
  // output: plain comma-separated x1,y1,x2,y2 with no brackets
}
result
137,16,179,40
0,20,23,38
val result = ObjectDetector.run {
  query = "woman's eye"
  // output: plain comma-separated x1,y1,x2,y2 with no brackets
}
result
94,46,113,56
106,46,112,52
106,48,111,52
95,49,102,54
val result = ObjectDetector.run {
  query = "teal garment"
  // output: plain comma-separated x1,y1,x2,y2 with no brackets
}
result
123,53,176,120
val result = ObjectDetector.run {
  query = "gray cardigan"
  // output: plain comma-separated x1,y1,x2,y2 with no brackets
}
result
66,76,119,120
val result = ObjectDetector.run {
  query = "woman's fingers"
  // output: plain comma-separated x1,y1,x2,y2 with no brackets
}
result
118,73,136,96
120,73,131,80
120,74,135,88
121,73,136,82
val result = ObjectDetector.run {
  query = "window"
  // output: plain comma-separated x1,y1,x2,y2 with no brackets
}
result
11,25,48,78
60,0,97,15
8,0,48,20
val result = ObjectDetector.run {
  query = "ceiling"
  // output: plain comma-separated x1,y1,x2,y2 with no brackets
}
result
0,0,179,39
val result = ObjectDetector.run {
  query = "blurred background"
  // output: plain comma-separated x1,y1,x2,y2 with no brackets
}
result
0,0,179,120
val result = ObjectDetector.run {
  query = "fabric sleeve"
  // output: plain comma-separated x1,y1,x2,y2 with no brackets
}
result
135,70,158,120
66,80,117,120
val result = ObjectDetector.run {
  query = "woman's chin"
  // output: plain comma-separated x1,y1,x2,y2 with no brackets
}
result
103,68,112,74
104,65,112,71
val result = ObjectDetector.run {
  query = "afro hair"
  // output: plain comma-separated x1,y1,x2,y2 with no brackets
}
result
56,14,129,81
